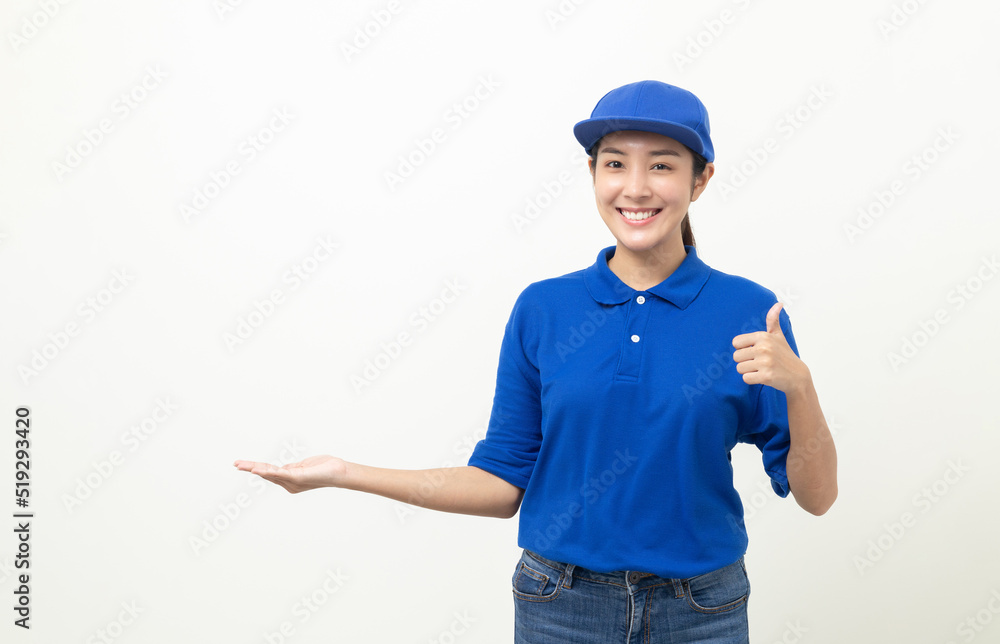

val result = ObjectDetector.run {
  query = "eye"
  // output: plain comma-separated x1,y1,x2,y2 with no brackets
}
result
605,160,624,168
652,163,671,171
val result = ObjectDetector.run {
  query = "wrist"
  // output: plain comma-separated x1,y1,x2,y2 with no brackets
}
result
786,366,814,401
337,460,361,491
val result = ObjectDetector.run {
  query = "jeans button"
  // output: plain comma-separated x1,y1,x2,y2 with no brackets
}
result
628,572,641,584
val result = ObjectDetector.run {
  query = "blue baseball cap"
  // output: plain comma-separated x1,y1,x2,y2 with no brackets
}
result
573,80,715,162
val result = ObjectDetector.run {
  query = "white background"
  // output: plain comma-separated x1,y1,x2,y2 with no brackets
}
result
2,1,999,642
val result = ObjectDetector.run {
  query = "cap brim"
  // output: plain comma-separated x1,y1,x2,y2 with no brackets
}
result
573,117,713,162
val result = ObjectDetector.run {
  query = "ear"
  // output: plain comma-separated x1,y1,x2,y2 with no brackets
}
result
690,162,715,202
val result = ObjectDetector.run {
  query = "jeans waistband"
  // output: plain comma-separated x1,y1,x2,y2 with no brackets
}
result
523,549,688,596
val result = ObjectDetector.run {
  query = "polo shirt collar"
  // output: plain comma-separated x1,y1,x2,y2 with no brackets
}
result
583,244,711,309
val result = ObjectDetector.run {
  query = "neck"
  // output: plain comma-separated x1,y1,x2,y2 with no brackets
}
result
608,239,687,291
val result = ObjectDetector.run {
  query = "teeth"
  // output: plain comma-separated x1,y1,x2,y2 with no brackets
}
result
619,209,659,221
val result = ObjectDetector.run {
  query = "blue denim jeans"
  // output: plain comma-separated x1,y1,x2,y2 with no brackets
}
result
512,549,750,643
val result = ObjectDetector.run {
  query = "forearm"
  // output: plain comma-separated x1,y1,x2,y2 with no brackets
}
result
341,463,524,519
784,372,838,515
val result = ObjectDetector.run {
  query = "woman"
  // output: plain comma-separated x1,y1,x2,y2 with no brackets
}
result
235,80,837,643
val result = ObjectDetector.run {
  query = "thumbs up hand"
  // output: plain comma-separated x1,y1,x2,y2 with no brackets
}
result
732,302,809,395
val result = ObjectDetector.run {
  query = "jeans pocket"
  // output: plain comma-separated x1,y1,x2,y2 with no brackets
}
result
683,557,750,614
511,551,563,602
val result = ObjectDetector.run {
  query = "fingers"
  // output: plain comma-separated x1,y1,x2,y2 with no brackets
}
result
765,302,784,335
234,459,270,472
732,330,765,349
233,460,283,477
733,337,775,383
233,460,259,472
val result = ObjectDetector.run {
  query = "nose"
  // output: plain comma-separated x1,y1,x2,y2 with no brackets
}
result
623,165,651,201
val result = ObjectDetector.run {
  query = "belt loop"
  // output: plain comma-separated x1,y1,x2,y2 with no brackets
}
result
671,577,684,599
562,564,575,589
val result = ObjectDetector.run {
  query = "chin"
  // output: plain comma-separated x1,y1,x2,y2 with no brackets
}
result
614,231,683,254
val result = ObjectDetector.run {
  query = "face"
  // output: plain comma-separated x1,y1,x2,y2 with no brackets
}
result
589,130,714,258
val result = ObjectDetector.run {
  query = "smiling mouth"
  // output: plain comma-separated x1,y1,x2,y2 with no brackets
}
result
617,208,661,221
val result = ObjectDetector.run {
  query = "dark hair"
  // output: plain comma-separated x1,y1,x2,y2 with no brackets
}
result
588,136,708,249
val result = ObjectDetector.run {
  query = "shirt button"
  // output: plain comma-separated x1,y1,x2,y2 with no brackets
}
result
630,335,640,343
636,295,645,304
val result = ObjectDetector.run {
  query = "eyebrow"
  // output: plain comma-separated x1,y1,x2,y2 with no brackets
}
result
598,146,682,158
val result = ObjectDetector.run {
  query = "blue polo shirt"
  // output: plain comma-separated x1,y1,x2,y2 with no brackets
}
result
468,244,799,579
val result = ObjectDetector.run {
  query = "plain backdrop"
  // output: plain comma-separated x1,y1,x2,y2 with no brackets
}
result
2,1,999,642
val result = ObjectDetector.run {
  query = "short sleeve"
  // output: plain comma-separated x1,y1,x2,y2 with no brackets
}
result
738,304,800,498
467,289,543,490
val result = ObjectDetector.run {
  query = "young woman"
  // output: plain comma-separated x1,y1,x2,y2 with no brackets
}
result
235,80,837,643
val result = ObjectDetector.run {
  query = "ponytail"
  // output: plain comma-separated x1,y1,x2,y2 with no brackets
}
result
681,213,696,249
